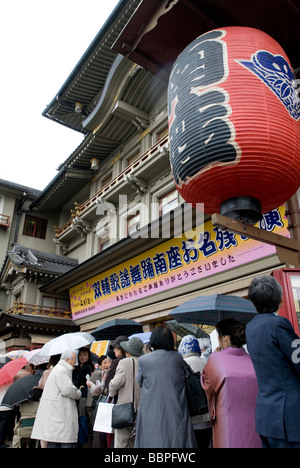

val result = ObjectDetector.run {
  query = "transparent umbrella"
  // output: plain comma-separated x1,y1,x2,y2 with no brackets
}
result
26,349,50,366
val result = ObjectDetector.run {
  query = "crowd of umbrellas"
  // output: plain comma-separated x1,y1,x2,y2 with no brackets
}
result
0,294,257,411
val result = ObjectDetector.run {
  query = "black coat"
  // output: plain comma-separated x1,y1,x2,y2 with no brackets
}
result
73,364,93,398
246,313,300,442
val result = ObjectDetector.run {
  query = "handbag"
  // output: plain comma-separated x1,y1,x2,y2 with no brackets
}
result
93,399,114,434
28,386,43,402
183,361,208,416
111,359,136,429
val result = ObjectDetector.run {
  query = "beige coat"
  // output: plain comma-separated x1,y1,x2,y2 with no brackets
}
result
109,356,141,448
31,359,81,444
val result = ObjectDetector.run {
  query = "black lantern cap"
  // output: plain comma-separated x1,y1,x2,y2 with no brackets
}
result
220,196,263,225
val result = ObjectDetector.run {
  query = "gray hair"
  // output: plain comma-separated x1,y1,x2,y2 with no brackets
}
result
61,350,75,361
248,276,283,314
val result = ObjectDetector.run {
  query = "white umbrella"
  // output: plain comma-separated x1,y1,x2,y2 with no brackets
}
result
129,332,152,344
40,332,95,357
26,349,50,366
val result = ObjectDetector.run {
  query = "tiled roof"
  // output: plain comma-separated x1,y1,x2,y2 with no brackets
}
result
0,313,80,334
0,179,41,198
7,244,78,276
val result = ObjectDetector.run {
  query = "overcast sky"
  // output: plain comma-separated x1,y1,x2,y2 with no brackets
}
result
0,0,119,191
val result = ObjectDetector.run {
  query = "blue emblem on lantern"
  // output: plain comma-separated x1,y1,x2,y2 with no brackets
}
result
238,51,300,121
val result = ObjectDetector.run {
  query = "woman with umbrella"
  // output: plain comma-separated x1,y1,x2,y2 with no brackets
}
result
201,319,261,448
0,362,30,448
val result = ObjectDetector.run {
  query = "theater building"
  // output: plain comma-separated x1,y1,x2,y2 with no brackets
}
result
37,0,300,335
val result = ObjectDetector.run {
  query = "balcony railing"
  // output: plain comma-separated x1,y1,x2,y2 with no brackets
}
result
55,134,169,238
6,301,72,320
0,214,10,230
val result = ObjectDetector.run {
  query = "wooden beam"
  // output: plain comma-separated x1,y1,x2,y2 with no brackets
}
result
212,213,300,269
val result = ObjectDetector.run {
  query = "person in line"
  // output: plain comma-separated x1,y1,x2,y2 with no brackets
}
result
134,326,197,448
31,350,81,448
38,354,60,392
109,337,143,448
178,335,212,448
86,354,112,449
104,336,128,391
246,275,300,448
0,370,30,448
198,338,212,362
73,347,94,401
202,319,261,448
86,355,110,420
86,354,111,401
11,363,48,448
101,336,128,448
36,354,60,449
73,347,94,447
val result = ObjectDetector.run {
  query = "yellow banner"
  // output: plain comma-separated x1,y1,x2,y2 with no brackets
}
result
70,206,288,319
91,340,110,358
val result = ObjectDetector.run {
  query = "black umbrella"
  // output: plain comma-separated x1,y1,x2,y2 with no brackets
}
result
91,319,143,341
1,374,40,408
171,294,257,326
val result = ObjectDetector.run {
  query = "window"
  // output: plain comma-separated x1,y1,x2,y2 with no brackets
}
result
159,190,179,216
127,151,140,167
99,238,110,252
127,213,140,236
102,174,112,188
14,293,21,304
23,215,47,239
0,195,4,214
42,297,69,310
157,126,169,140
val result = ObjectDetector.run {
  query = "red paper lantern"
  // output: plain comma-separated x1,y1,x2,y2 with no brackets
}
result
168,27,300,224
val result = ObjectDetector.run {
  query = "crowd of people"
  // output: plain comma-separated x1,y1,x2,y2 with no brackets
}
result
1,275,300,448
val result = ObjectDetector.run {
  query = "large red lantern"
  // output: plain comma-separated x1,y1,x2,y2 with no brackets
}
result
168,27,300,224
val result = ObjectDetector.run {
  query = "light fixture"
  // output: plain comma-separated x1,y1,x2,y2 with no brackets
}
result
90,158,100,171
75,102,83,113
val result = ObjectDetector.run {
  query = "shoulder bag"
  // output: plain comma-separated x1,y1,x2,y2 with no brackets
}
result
111,358,136,429
183,360,208,416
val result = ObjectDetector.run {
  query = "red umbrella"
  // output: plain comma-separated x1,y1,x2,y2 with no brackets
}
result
0,358,28,386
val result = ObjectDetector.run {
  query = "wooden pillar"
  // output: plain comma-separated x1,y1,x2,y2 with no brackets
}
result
286,193,300,243
212,213,300,269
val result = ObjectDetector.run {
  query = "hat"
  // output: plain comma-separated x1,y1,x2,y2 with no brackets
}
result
111,335,129,350
178,335,201,357
106,349,116,360
120,337,145,357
